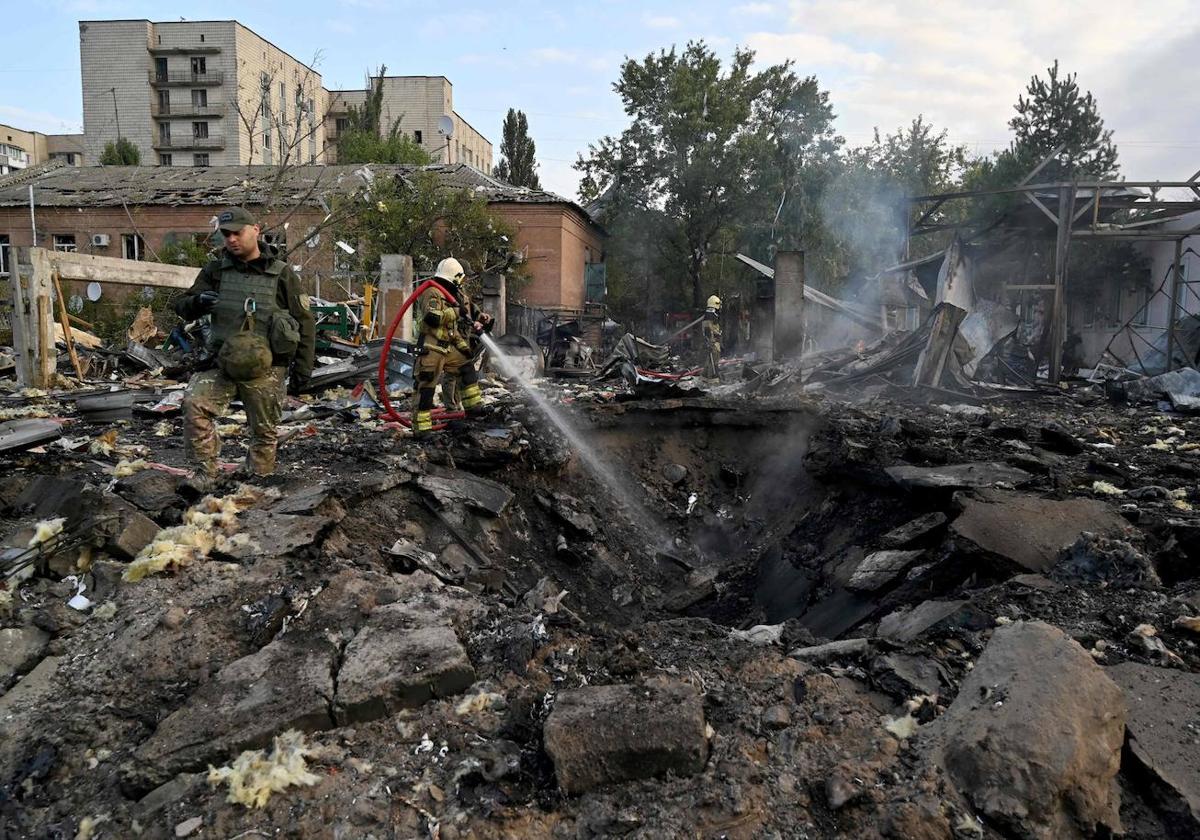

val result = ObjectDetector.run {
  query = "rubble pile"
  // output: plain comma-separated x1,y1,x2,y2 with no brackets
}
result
2,359,1200,839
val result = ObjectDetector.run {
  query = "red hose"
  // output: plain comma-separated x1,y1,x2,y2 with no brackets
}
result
377,278,458,424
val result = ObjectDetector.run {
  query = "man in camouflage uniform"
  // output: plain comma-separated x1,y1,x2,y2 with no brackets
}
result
174,208,316,484
411,257,492,436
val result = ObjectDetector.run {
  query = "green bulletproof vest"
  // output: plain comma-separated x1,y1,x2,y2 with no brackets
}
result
209,259,285,348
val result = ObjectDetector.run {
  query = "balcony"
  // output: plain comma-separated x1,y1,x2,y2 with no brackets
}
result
152,135,226,151
148,46,221,55
149,71,224,86
151,102,227,118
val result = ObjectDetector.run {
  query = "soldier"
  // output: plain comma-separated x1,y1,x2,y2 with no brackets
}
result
174,208,316,486
412,257,492,436
702,294,722,379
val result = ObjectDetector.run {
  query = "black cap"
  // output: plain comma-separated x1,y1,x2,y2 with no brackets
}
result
217,207,257,233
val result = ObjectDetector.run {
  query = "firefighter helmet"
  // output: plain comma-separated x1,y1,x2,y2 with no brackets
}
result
435,257,466,284
706,295,722,310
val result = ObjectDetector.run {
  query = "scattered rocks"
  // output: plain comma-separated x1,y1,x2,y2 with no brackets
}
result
876,599,990,643
0,625,50,685
878,512,948,548
662,463,688,485
932,621,1125,840
884,462,1033,490
846,549,925,591
543,680,708,794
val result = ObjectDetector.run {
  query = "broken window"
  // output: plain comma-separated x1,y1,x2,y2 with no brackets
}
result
122,234,146,261
159,153,172,166
0,234,9,276
52,234,76,253
191,89,208,108
193,122,209,140
193,153,209,167
191,56,206,76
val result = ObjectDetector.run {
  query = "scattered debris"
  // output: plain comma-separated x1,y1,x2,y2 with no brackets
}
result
207,729,320,809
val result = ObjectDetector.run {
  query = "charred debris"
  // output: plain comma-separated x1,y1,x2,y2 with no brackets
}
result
3,183,1200,840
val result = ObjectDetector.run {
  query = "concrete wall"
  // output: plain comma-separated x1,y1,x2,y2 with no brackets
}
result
79,20,155,165
325,77,491,169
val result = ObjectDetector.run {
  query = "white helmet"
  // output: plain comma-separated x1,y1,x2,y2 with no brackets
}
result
435,257,465,284
706,295,722,310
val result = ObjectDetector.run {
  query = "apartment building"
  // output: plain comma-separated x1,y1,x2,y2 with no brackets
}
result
324,76,492,170
79,19,327,168
0,124,85,175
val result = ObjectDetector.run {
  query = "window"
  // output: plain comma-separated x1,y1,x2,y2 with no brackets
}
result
278,82,286,122
335,117,350,135
1131,287,1153,327
0,234,10,276
159,122,171,143
191,89,207,108
154,57,168,81
200,34,205,43
192,122,209,139
53,234,77,253
159,153,173,165
279,133,285,162
122,234,146,261
260,71,270,90
414,130,422,144
262,231,285,249
193,153,209,167
157,89,170,113
191,56,206,76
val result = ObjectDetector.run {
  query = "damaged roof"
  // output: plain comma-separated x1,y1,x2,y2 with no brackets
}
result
0,162,600,230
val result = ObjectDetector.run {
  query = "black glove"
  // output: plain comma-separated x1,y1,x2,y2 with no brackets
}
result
197,290,219,315
287,372,309,396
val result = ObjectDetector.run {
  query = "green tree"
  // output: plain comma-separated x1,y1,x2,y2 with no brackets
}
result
493,109,541,188
579,41,838,311
156,234,213,267
337,65,433,165
99,137,140,165
1009,60,1118,180
333,171,525,289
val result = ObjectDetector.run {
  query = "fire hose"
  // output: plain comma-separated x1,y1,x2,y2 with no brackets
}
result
376,278,467,430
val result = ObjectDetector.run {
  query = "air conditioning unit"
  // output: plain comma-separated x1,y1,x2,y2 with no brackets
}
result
91,233,110,247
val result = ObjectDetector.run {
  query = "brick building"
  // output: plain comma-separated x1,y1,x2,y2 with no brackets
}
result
0,162,604,320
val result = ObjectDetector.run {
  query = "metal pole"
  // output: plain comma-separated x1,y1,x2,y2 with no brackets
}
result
1166,238,1183,372
28,185,36,247
110,87,122,140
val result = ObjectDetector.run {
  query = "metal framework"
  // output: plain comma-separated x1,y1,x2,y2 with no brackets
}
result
904,166,1200,383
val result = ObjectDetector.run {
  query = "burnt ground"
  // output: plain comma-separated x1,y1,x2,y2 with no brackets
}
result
1,376,1199,839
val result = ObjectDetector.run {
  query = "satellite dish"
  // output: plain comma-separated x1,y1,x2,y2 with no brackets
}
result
438,115,454,138
86,282,103,302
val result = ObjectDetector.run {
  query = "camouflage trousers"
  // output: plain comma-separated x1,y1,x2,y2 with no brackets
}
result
184,366,286,477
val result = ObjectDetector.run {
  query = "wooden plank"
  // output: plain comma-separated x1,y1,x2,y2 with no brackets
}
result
8,254,34,386
51,270,84,379
30,247,56,387
34,247,198,289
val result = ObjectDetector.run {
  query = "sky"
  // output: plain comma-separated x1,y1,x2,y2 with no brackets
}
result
3,1,1199,199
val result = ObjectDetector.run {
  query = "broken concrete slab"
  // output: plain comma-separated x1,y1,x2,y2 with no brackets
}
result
0,656,62,722
870,653,943,699
114,469,183,515
1123,366,1200,404
1107,663,1200,831
130,637,336,790
10,475,83,520
951,489,1129,573
417,469,514,517
876,599,991,643
0,419,63,454
879,512,947,548
100,496,162,560
0,626,50,686
269,484,347,522
218,510,333,560
932,621,1125,840
885,462,1033,490
543,679,708,794
798,587,877,639
334,603,475,724
846,550,925,592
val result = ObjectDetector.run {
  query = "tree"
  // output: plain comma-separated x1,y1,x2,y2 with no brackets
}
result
337,65,432,165
493,109,541,189
332,171,525,287
1009,60,1118,180
99,137,140,165
578,41,839,311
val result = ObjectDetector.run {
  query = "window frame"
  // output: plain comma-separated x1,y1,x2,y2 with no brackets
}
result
122,233,147,261
193,153,210,167
52,234,77,253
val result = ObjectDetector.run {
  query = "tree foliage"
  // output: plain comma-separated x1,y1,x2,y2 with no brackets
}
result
578,41,840,310
333,172,525,288
156,235,213,268
1009,60,1118,180
337,65,433,165
493,109,541,188
99,137,140,165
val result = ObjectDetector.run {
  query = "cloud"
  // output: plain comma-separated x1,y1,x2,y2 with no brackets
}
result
732,3,776,15
643,14,681,29
757,0,1200,177
0,105,82,135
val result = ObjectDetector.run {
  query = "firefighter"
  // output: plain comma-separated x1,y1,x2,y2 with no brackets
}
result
702,294,722,379
411,257,493,436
